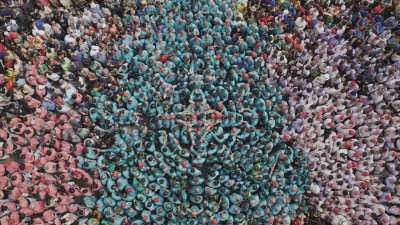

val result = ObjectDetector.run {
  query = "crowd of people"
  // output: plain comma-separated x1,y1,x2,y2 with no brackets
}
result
0,0,399,224
266,1,400,224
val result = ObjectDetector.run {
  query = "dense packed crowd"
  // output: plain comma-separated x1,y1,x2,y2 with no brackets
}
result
243,2,400,225
0,0,399,224
266,1,400,224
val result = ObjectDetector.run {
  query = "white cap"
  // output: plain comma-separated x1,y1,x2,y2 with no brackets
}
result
315,22,325,34
310,183,321,194
295,17,307,30
90,45,100,57
48,73,60,82
392,53,400,62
